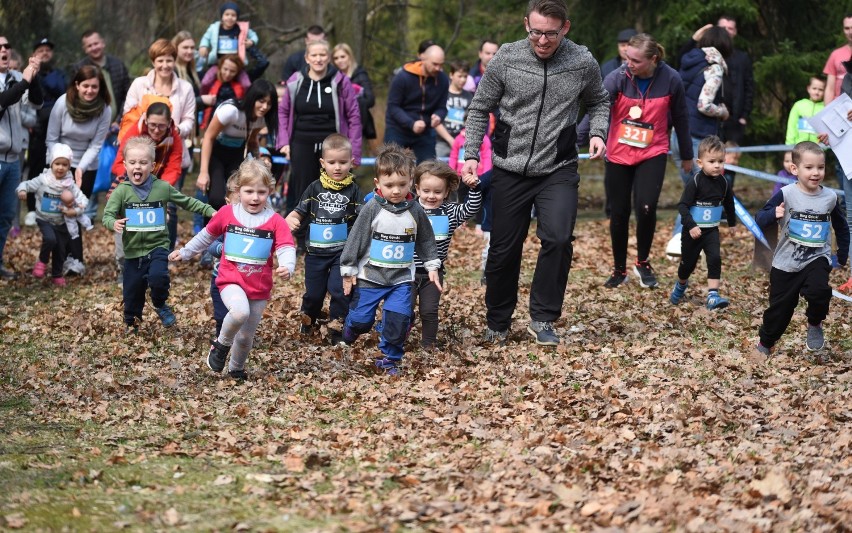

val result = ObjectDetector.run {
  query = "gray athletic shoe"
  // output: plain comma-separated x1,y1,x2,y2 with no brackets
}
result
806,323,825,351
482,327,508,346
527,320,559,346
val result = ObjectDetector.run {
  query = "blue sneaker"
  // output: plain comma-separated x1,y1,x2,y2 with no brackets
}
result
374,320,383,334
670,280,688,304
155,304,177,327
374,357,399,376
705,291,729,311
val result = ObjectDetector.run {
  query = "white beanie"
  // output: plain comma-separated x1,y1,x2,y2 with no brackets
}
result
50,143,74,166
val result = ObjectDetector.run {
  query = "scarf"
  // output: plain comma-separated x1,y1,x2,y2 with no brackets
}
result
67,96,106,123
319,169,354,190
130,175,155,201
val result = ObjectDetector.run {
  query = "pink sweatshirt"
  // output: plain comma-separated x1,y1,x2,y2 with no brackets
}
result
449,128,492,176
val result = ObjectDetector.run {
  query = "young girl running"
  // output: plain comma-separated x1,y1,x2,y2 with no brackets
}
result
170,159,295,380
412,160,482,349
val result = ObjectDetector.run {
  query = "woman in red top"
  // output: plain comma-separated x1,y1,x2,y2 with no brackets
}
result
199,54,248,129
603,33,693,289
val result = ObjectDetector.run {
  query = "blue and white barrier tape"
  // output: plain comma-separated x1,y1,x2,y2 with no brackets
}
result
725,164,845,197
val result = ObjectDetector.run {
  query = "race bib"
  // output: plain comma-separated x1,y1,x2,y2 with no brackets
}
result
224,225,273,265
125,201,166,232
368,231,414,268
40,193,62,215
425,207,450,241
218,36,238,54
309,217,347,248
617,119,655,148
797,118,817,135
446,106,465,128
788,211,830,247
689,204,723,228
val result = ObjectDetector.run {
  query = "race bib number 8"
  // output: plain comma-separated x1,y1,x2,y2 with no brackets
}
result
617,119,655,148
125,201,166,232
224,225,274,265
689,204,723,228
788,211,830,247
369,231,414,268
40,193,62,215
309,217,347,248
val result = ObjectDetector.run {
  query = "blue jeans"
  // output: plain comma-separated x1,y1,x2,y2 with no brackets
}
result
383,125,436,164
0,159,22,268
344,283,413,361
302,252,350,321
123,247,171,326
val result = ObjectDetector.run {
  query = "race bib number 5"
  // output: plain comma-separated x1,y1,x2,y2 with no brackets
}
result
788,211,830,247
224,225,274,265
369,231,414,268
125,201,166,232
40,192,62,215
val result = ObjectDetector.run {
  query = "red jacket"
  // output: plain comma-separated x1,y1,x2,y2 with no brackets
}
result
110,120,182,189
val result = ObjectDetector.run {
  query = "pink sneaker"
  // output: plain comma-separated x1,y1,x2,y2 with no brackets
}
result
32,261,47,278
52,277,67,287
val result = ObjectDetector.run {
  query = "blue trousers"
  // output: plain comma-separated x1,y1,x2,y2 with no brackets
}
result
383,125,436,164
210,275,227,337
123,247,170,325
0,159,22,268
36,219,72,278
344,283,413,361
302,252,350,321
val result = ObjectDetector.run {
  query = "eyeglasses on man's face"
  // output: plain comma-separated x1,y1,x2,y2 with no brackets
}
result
527,28,562,41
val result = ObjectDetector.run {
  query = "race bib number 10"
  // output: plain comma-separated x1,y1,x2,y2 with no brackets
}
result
369,231,414,268
125,201,166,232
224,225,274,265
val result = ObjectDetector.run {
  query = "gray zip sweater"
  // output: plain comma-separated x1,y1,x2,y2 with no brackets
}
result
463,38,609,177
340,194,440,287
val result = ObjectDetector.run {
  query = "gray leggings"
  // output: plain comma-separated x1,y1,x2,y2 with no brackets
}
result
218,284,268,372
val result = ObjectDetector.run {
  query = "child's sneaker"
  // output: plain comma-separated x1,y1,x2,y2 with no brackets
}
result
24,211,36,226
669,280,688,304
633,260,658,288
806,323,825,351
207,340,230,372
52,276,67,287
705,291,729,310
839,277,852,294
228,369,248,381
155,304,177,327
32,261,47,278
603,269,628,288
374,357,399,376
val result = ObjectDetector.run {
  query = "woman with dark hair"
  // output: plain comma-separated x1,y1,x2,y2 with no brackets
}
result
277,39,361,214
47,65,112,266
196,79,278,210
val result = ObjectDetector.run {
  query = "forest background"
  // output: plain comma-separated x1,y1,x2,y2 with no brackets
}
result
2,0,852,148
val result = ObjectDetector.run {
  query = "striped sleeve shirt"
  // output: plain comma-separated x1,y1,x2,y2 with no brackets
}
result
414,187,482,267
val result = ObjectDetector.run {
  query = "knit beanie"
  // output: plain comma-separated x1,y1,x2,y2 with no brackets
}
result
220,2,240,17
50,143,74,166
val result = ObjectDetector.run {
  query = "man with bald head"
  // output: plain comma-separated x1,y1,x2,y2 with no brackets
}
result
384,44,450,162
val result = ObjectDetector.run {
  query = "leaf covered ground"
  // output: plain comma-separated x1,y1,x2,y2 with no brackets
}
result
1,172,851,531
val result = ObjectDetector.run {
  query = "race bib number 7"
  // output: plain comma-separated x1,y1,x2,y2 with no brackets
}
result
224,225,274,265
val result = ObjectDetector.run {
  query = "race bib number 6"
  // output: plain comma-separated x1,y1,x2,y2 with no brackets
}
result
309,217,347,248
224,225,274,265
125,201,166,232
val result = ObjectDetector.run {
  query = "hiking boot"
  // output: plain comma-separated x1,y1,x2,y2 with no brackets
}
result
32,261,47,278
527,320,559,346
228,369,248,381
374,357,400,376
705,291,729,311
482,327,508,346
207,340,230,372
603,269,628,288
52,276,67,287
155,304,177,327
633,260,658,288
806,323,825,351
670,280,688,304
0,266,18,280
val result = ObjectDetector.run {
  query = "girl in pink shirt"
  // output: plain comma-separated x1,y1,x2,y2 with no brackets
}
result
170,159,296,380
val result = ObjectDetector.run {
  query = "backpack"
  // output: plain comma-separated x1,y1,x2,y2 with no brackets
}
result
118,94,173,142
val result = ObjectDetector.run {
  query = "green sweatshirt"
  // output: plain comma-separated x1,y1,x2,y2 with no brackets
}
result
103,177,215,259
785,98,824,145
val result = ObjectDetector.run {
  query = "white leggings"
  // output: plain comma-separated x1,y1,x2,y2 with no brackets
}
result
218,284,268,372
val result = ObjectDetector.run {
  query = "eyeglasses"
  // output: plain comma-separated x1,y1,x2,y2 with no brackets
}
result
527,29,561,41
0,43,11,50
147,123,169,131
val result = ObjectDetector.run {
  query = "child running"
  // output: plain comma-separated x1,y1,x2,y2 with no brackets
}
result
285,133,363,345
411,159,481,349
755,141,849,354
206,175,240,338
340,144,441,375
170,159,295,380
15,143,88,286
670,136,736,309
103,137,216,330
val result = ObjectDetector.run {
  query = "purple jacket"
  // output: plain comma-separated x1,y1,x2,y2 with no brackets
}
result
276,70,362,164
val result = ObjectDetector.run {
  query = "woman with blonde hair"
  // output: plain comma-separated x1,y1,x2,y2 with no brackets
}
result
333,43,376,145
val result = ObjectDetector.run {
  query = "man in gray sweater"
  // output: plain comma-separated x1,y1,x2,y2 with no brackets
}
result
461,0,609,346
